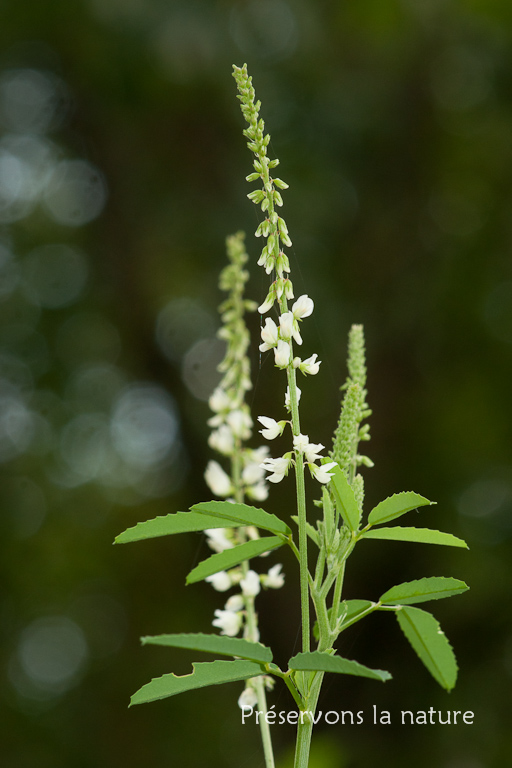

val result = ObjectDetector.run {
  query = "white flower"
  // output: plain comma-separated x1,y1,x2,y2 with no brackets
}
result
274,339,291,368
226,409,252,439
300,353,321,375
259,317,279,351
205,571,232,592
205,460,233,497
304,441,325,463
205,527,234,553
258,293,275,314
246,481,268,501
292,294,314,319
209,387,231,413
238,686,258,710
285,385,301,409
208,425,234,455
265,564,285,589
260,455,292,483
225,594,245,611
240,569,261,597
309,460,338,484
242,461,265,485
279,311,302,345
212,609,242,636
258,416,284,440
293,433,310,453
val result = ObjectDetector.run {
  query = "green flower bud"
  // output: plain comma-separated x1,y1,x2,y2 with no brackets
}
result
247,189,264,204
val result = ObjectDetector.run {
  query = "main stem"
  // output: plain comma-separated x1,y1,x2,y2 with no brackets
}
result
293,672,324,768
287,364,310,654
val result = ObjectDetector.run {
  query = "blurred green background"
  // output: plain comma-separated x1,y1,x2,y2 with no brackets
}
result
1,1,511,766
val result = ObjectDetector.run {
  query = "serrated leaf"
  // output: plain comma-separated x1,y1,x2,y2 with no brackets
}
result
186,536,283,584
313,600,375,641
141,633,273,663
192,500,291,537
115,511,231,544
396,606,457,690
329,463,360,532
291,516,320,547
368,492,433,526
130,659,265,706
380,577,469,605
361,527,468,548
289,651,391,682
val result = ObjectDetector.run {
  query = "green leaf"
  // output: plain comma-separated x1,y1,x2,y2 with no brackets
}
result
186,536,284,584
141,633,272,663
368,492,433,526
329,463,360,532
396,606,458,690
130,659,266,706
115,511,231,544
313,600,375,641
361,527,468,548
289,651,391,682
380,577,469,606
192,500,291,537
291,515,319,547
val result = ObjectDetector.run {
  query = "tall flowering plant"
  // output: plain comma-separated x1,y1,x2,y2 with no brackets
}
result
115,65,469,768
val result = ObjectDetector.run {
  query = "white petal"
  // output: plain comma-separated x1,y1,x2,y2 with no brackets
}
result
240,570,261,597
205,571,232,592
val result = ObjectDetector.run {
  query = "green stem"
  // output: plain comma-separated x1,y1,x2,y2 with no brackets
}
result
287,365,310,654
293,672,324,768
330,561,345,630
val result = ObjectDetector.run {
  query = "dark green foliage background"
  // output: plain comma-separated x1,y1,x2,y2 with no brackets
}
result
1,1,511,767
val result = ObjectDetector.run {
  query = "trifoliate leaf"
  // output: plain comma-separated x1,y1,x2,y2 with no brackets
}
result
396,606,458,690
186,536,283,584
380,577,469,605
368,492,433,526
141,633,272,663
288,651,391,682
361,527,468,548
191,500,291,537
130,659,265,706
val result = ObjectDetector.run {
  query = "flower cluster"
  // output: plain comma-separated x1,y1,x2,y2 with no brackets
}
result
257,428,337,486
205,233,268,503
233,63,294,317
233,64,336,495
204,232,286,713
259,294,320,377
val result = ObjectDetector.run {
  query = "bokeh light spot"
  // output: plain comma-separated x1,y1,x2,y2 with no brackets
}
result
43,159,107,226
156,297,215,363
0,68,67,133
111,384,179,469
12,616,88,699
182,337,225,401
